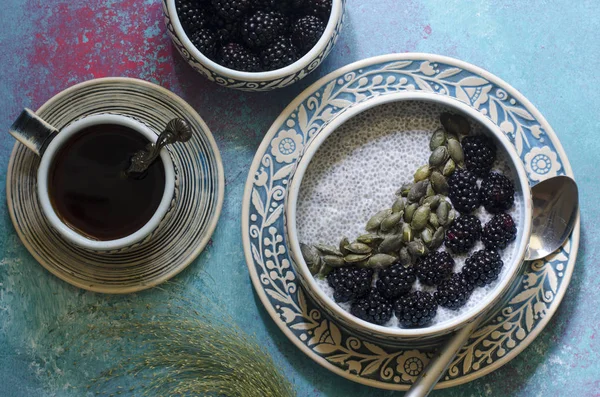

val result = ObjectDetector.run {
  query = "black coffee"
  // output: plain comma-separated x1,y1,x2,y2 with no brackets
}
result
49,124,166,241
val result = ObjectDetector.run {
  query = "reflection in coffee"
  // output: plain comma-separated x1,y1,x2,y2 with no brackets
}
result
49,124,166,241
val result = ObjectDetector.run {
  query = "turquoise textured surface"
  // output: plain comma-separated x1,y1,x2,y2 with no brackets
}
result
1,0,598,396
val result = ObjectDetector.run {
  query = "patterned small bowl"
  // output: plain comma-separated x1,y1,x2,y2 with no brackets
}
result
285,92,533,344
162,0,346,91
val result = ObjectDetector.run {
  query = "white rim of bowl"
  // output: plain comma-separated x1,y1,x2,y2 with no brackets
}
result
285,91,533,339
37,114,175,251
167,0,344,80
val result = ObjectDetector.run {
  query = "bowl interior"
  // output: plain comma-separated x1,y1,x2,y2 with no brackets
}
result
286,93,532,338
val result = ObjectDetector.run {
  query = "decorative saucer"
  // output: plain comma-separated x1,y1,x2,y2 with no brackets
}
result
242,54,579,389
6,77,224,294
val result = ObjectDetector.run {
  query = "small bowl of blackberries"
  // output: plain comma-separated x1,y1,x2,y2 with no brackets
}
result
165,0,345,91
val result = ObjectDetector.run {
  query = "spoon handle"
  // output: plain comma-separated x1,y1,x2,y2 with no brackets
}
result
405,317,483,397
126,118,192,175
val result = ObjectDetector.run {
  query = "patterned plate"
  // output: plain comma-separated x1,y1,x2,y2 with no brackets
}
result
242,54,579,389
7,77,224,294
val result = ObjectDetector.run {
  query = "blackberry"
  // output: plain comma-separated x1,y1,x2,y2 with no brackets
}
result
274,0,302,13
327,267,373,303
241,10,288,49
394,291,438,328
416,251,454,286
376,264,416,300
447,169,480,214
253,0,276,9
291,15,325,53
463,249,504,287
260,36,299,70
434,273,474,310
176,1,211,34
214,15,240,43
482,213,517,250
480,172,515,213
218,43,262,72
462,135,496,176
444,214,482,254
211,0,251,20
351,289,393,325
306,0,332,20
191,28,218,59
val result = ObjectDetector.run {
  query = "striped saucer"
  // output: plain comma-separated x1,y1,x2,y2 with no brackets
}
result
6,77,224,294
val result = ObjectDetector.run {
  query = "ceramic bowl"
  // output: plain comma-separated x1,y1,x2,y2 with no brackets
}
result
285,92,533,343
162,0,346,91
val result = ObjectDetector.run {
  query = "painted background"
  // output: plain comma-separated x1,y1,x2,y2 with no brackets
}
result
1,0,599,395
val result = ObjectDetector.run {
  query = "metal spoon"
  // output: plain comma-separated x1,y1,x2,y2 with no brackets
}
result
406,175,579,397
125,118,192,177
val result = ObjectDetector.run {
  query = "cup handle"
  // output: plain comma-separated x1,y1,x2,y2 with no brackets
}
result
9,108,59,157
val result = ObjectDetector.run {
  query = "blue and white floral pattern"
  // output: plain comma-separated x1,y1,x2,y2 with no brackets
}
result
524,146,562,181
271,129,304,163
243,55,577,389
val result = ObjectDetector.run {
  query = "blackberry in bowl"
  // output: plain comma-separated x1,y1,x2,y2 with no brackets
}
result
165,0,345,91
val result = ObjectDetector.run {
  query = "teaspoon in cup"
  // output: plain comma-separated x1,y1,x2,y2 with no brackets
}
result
125,118,193,177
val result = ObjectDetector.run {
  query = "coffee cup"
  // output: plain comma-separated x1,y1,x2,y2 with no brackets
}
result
9,109,176,251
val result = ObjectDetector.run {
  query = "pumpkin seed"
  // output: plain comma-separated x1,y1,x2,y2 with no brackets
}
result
447,209,457,225
404,203,418,223
426,183,435,198
381,212,403,232
339,237,350,256
354,260,371,268
440,112,471,136
300,243,322,275
430,171,449,195
411,204,431,231
317,263,333,279
414,165,432,182
429,212,440,229
436,200,451,225
442,158,456,176
399,247,412,265
367,254,397,269
447,139,464,165
429,128,447,150
300,243,320,264
423,194,441,209
378,235,404,254
345,242,372,254
430,227,445,250
344,253,372,263
421,228,433,245
315,244,343,257
397,183,413,197
402,223,413,242
426,224,436,236
429,146,449,167
357,234,384,245
407,240,427,257
392,196,405,213
366,209,392,231
323,255,345,267
408,180,429,203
